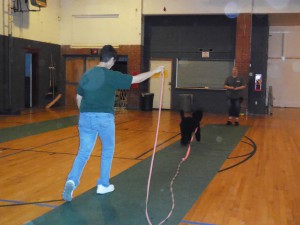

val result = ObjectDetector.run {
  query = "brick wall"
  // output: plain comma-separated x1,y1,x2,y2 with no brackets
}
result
118,45,143,109
235,14,252,111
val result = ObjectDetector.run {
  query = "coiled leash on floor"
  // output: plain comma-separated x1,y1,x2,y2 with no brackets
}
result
145,70,198,225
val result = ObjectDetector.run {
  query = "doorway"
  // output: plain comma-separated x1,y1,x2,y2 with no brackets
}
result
24,52,38,108
149,59,172,109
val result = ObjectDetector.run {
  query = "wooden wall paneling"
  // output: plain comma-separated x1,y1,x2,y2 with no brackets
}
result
65,57,84,108
66,58,84,83
65,84,77,107
86,57,99,70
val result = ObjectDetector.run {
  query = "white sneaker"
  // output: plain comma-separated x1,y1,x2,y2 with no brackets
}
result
96,184,115,194
62,180,75,202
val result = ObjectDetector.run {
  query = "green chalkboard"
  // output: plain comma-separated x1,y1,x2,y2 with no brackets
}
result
176,59,234,89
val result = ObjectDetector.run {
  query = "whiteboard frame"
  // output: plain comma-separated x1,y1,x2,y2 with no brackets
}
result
175,58,234,90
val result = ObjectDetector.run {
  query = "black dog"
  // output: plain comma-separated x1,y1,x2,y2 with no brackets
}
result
180,110,203,146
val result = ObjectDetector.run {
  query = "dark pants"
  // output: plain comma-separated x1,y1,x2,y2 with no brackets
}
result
227,98,242,117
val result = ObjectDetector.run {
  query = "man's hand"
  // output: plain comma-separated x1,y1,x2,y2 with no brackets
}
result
153,66,164,74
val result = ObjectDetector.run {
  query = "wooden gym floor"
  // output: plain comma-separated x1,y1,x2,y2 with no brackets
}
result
0,107,299,225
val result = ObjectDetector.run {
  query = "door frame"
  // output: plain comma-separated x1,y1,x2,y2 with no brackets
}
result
24,48,39,108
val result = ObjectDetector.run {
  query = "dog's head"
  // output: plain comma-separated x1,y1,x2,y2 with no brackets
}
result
192,110,203,123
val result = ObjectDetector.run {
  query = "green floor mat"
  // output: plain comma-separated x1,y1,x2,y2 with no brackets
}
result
28,124,248,225
0,116,78,143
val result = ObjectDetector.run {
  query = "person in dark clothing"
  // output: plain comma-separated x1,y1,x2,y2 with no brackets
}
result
62,45,164,202
224,67,246,126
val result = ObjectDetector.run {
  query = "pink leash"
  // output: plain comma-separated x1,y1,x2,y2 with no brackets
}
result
145,71,198,224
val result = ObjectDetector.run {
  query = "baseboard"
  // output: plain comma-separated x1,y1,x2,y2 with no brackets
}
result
0,108,21,115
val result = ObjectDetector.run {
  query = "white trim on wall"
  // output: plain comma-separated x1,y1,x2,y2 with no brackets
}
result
142,0,300,15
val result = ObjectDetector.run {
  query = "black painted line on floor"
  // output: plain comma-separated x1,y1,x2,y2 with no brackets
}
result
0,198,63,208
0,116,177,161
135,133,181,160
0,135,78,159
0,146,143,162
218,136,256,172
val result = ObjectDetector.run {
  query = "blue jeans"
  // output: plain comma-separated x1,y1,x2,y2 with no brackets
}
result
67,112,115,188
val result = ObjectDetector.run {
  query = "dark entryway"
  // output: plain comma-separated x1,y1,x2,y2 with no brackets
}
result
24,51,38,108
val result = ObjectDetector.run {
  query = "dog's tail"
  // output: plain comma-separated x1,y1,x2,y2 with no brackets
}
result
180,110,185,120
192,110,203,122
